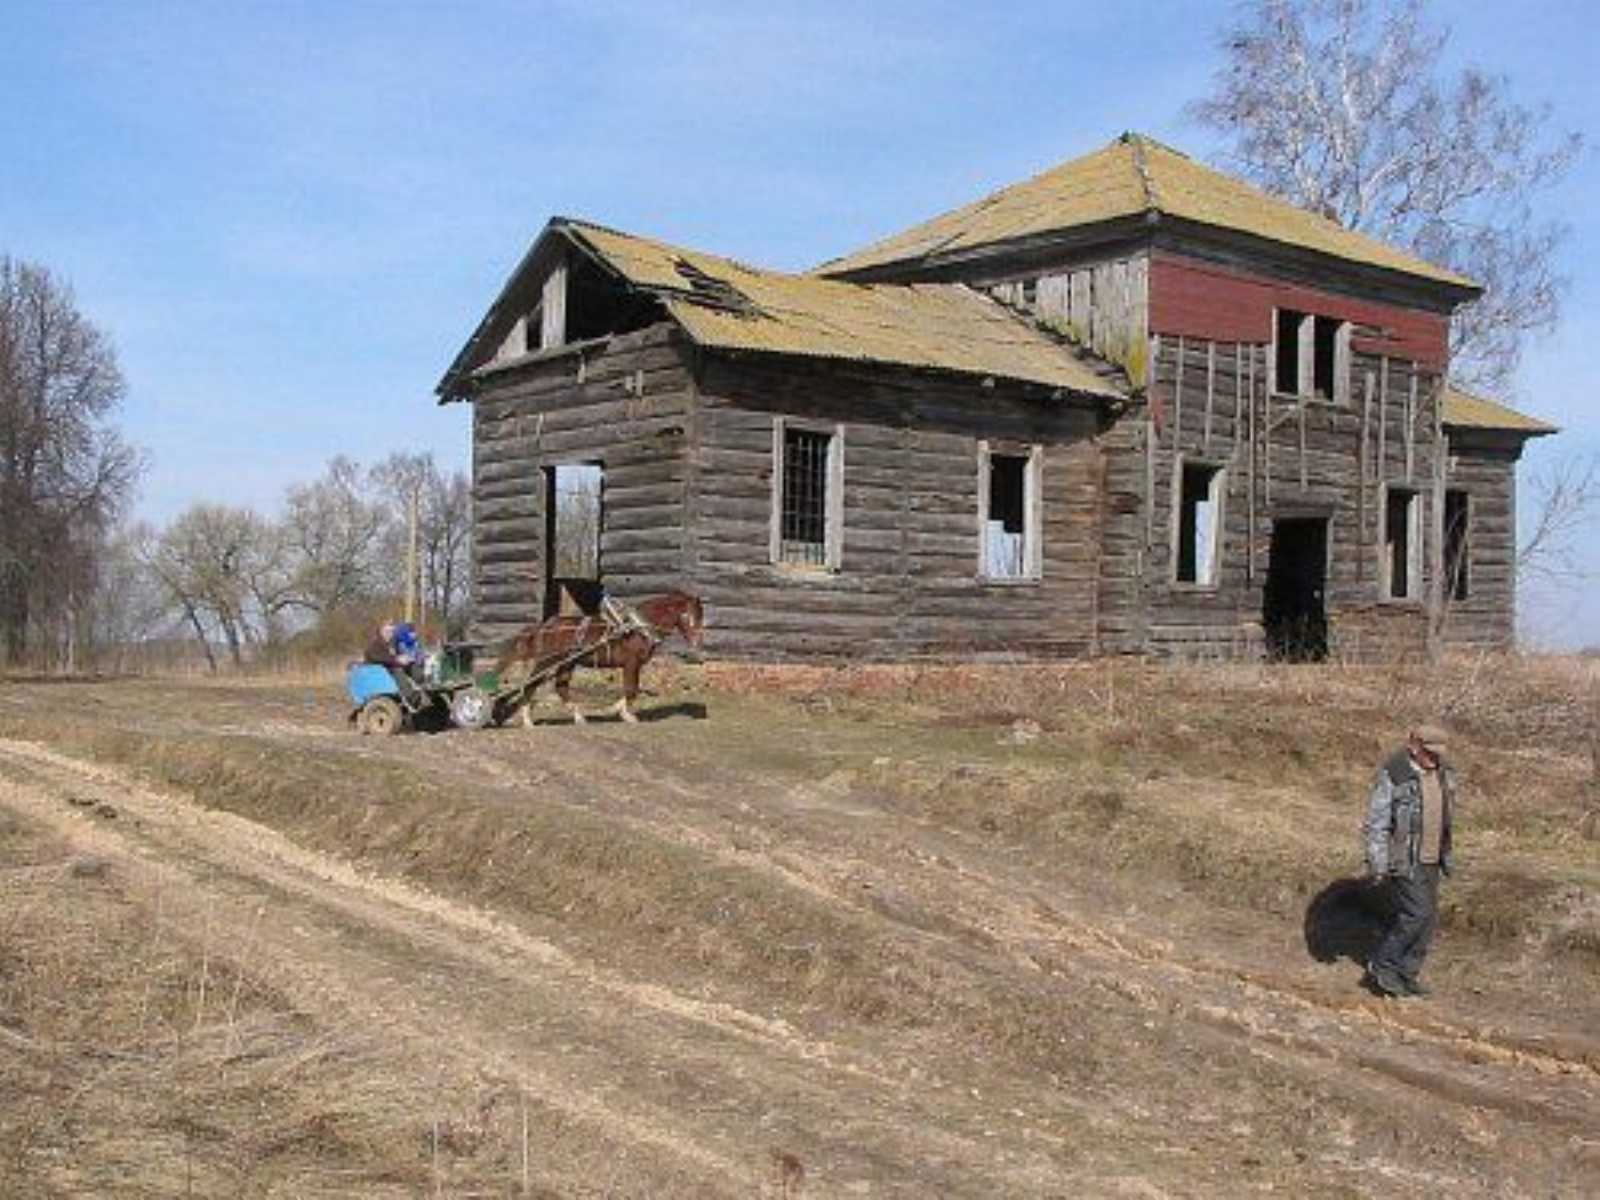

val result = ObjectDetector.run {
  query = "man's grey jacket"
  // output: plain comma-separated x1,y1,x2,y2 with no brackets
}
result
1363,748,1456,878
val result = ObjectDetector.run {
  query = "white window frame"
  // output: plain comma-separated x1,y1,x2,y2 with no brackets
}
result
1381,485,1423,602
1173,457,1225,588
977,441,1043,583
770,417,844,571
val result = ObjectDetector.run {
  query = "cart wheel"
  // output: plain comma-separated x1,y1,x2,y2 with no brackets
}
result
449,686,492,730
363,696,404,736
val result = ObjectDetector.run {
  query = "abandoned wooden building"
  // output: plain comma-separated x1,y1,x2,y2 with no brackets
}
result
437,133,1555,660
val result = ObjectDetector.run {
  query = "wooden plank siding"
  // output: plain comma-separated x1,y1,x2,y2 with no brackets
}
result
469,323,695,641
689,356,1105,660
988,252,1150,385
1436,438,1521,650
1098,335,1448,658
1149,251,1450,368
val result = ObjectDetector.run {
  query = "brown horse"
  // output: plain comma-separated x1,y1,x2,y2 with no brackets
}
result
496,590,703,725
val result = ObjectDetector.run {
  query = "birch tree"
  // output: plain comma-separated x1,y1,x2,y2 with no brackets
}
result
1190,0,1580,393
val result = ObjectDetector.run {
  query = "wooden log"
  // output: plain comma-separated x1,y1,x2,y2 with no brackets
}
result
1204,340,1215,454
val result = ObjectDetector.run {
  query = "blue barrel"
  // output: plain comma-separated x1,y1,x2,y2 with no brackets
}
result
347,663,400,707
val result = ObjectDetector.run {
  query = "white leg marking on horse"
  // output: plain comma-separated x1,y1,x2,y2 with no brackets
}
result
568,703,587,726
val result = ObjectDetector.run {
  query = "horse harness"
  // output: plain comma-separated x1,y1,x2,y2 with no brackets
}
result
540,598,659,671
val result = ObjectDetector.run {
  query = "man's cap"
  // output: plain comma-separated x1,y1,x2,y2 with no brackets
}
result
1411,724,1449,751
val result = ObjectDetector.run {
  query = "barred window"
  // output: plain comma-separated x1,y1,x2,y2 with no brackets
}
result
771,421,842,570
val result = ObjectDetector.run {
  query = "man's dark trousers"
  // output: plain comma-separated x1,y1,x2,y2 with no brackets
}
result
1372,864,1442,983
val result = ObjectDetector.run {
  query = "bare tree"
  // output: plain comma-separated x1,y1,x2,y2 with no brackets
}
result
148,505,280,668
425,468,473,637
1190,0,1580,393
1517,452,1600,585
82,521,172,671
283,456,390,616
0,256,141,666
371,452,473,636
551,464,601,580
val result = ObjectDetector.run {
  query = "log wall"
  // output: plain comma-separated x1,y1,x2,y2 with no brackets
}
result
1437,438,1520,650
461,265,1518,663
688,357,1105,660
1100,335,1452,658
469,323,694,642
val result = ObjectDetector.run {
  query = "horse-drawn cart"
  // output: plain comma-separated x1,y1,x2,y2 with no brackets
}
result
346,598,679,735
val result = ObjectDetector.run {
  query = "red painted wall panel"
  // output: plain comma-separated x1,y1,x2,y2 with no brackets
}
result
1149,252,1449,367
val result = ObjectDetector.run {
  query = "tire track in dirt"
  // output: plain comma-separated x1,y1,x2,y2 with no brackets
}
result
422,726,1600,1141
12,705,1599,1195
0,738,1107,1197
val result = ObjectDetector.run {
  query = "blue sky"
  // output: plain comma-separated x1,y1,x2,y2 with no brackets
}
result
1,1,1594,644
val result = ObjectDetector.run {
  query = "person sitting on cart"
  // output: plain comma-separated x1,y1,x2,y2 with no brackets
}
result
365,620,424,702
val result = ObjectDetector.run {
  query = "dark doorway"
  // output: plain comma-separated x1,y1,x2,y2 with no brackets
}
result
1264,517,1328,661
543,463,604,619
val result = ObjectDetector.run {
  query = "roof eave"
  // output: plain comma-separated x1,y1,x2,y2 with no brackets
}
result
436,219,574,403
702,344,1124,404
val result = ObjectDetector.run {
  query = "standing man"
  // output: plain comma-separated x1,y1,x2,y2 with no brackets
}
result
1363,725,1455,998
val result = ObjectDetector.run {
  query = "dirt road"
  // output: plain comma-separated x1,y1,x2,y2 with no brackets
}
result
1,673,1596,1196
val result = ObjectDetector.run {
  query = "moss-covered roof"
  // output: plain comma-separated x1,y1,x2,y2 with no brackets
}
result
1441,385,1557,436
819,134,1478,292
562,221,1123,398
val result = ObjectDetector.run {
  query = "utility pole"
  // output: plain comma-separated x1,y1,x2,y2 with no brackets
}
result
405,486,419,624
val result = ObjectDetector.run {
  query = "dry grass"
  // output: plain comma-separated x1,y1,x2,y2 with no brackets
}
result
0,650,1595,1195
0,807,710,1198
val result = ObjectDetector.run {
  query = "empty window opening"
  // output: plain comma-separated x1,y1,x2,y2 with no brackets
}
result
1444,489,1470,601
546,462,602,577
779,427,833,567
1274,309,1302,394
984,453,1031,578
1384,487,1420,600
1313,316,1341,398
496,254,665,363
1275,309,1349,400
1177,462,1224,585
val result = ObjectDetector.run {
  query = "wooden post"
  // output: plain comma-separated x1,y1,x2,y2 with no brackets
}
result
1406,366,1419,484
1174,336,1186,436
1204,340,1215,454
1377,356,1389,487
1234,341,1243,453
1246,345,1257,584
1427,372,1446,658
1359,370,1374,585
1173,336,1186,546
1264,375,1273,509
1298,395,1308,491
1146,335,1160,549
